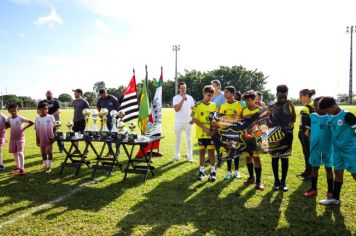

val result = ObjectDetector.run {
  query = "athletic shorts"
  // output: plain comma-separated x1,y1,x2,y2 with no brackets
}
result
333,152,356,173
198,139,215,150
9,139,25,153
73,120,86,133
309,152,333,168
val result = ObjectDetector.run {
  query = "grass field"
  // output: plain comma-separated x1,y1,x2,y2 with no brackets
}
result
0,107,355,236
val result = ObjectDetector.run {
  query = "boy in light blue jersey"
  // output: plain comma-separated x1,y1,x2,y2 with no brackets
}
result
318,97,356,206
304,97,334,198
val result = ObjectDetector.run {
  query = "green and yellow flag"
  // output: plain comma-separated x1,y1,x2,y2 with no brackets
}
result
138,66,150,135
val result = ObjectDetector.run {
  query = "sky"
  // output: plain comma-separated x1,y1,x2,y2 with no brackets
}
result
0,0,356,100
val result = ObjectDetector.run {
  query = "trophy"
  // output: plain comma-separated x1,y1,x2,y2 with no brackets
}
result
117,110,125,121
110,110,118,140
82,108,92,138
54,121,63,139
99,108,110,139
127,122,137,142
66,120,75,139
91,109,100,138
117,121,128,140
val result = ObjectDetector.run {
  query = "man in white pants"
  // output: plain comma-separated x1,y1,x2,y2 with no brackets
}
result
173,82,195,162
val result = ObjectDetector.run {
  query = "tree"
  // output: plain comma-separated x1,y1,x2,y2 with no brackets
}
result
18,96,37,109
1,94,21,108
83,91,97,106
58,93,73,103
93,81,106,94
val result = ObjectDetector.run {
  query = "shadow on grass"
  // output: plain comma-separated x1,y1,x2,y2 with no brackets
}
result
114,167,285,235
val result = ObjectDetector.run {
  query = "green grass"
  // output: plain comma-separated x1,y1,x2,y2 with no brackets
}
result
0,107,355,235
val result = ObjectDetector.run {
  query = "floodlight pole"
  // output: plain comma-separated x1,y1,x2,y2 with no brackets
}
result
172,45,180,95
347,26,355,104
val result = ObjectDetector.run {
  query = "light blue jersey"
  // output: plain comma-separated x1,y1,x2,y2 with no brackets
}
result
212,91,226,110
329,110,356,173
309,113,333,167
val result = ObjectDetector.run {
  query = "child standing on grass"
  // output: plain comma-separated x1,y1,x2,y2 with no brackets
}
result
242,90,264,190
0,112,8,171
35,102,55,172
303,97,334,198
318,97,356,206
219,86,243,180
192,85,218,182
7,104,34,176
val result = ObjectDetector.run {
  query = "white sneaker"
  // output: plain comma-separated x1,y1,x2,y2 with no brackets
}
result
187,158,195,163
172,157,179,162
234,171,241,179
319,198,340,206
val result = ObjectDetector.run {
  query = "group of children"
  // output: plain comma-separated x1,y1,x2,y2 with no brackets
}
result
0,102,55,175
191,84,356,206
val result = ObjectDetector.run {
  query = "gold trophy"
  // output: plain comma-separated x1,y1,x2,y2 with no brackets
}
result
54,121,63,139
66,120,75,139
117,110,125,121
127,122,137,142
99,108,109,139
110,110,118,140
82,108,92,138
117,121,128,140
91,109,99,138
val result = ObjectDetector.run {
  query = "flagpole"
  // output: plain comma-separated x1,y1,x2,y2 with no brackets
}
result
145,65,149,99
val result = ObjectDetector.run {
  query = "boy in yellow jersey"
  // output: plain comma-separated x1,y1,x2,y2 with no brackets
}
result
219,86,243,180
242,90,264,190
192,85,218,182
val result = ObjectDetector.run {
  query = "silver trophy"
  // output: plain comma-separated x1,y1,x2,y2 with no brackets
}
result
110,110,118,139
99,108,109,139
127,122,137,142
54,121,63,139
91,109,99,138
66,120,75,139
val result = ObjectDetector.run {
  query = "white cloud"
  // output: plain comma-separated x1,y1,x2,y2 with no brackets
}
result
95,19,111,34
19,33,26,38
33,7,63,28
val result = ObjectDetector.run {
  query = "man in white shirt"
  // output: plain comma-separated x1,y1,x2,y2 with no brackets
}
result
172,82,195,162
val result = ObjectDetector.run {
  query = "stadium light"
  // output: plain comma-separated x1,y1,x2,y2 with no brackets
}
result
172,44,180,95
346,26,356,104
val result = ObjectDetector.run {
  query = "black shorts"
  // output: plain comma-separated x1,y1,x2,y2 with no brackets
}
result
73,120,86,133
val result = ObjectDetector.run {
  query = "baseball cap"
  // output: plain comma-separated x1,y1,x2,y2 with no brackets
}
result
72,88,83,95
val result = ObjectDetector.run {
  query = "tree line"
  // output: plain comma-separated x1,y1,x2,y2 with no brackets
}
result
5,65,350,109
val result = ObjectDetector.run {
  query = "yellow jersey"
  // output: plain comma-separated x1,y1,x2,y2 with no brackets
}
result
192,101,218,139
219,101,243,116
242,106,261,119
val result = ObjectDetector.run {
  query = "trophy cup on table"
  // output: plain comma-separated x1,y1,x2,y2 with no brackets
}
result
91,109,100,139
66,120,75,140
54,121,63,139
117,121,128,141
127,122,138,142
110,110,118,140
82,108,92,139
99,108,110,140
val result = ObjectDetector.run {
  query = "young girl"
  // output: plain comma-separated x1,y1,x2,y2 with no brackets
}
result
35,102,55,172
0,112,8,171
242,90,264,190
7,104,34,175
298,88,316,181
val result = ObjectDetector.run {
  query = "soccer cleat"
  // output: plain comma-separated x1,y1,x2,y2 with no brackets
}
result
209,172,217,182
224,173,232,180
255,183,265,191
319,198,340,206
18,169,26,176
234,171,241,179
197,171,206,181
0,165,5,171
10,168,20,175
280,182,288,192
272,181,280,191
172,157,179,162
304,189,317,197
244,177,255,186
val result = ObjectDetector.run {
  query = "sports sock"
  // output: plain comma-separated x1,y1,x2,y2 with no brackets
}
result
310,176,318,190
327,178,333,193
272,158,279,182
247,163,254,178
333,181,343,200
281,158,289,183
255,167,262,184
